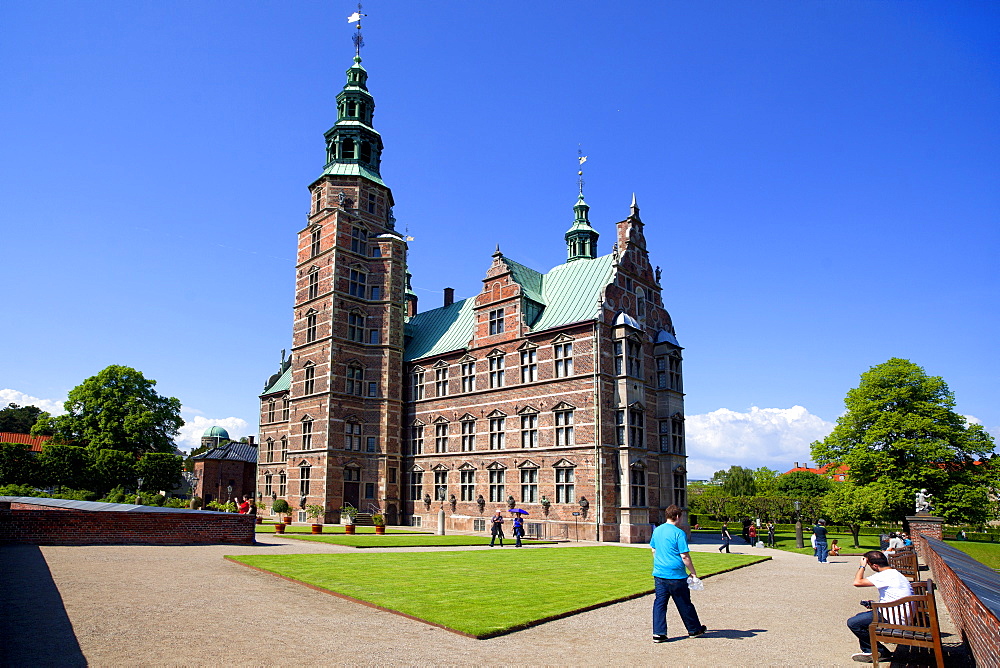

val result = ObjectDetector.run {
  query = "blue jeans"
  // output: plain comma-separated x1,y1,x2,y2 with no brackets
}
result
847,611,891,655
652,577,702,637
816,540,828,562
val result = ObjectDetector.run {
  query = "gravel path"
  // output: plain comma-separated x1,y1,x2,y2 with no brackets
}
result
0,534,960,666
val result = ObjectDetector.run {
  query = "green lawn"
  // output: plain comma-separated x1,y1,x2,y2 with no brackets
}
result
945,540,1000,570
274,533,555,548
255,524,429,535
227,546,768,637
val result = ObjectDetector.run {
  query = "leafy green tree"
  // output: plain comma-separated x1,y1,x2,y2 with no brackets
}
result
776,470,833,498
937,484,990,527
714,466,757,497
32,365,183,455
91,449,137,495
822,481,907,547
812,358,995,523
0,442,37,486
37,444,92,491
136,453,183,493
752,467,781,496
0,403,43,433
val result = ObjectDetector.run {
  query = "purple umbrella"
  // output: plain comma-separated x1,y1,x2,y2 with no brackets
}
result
509,508,529,515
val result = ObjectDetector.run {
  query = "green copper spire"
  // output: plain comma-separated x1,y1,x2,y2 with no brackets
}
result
565,151,598,261
320,25,384,184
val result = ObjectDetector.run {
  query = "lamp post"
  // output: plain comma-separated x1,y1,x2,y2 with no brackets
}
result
227,484,233,511
794,500,804,549
136,477,144,505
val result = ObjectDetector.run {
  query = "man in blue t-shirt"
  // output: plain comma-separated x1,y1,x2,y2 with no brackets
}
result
649,505,707,643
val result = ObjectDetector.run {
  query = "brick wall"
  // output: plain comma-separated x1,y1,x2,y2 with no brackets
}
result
0,503,255,546
920,535,1000,668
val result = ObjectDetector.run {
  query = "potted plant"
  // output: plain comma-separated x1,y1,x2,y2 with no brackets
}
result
341,504,358,534
372,513,386,535
306,504,325,534
272,498,292,528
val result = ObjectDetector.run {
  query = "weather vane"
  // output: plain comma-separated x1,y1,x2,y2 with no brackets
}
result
348,3,366,57
577,146,588,197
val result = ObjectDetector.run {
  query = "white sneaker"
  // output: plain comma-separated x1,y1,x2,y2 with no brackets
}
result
851,653,873,663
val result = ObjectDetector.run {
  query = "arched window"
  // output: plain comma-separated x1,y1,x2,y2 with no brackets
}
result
301,417,313,449
307,267,319,300
305,310,317,343
303,363,316,394
299,463,311,496
267,399,275,424
265,438,274,463
279,436,287,461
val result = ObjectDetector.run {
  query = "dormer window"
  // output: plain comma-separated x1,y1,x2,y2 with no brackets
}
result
488,308,504,335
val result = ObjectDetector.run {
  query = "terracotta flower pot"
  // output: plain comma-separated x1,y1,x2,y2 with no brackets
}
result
345,524,356,535
375,525,386,535
275,524,286,534
256,516,263,524
311,524,323,534
283,516,292,525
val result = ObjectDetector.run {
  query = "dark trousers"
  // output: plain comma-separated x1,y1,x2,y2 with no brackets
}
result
847,611,891,655
652,577,702,637
490,528,504,546
719,538,730,553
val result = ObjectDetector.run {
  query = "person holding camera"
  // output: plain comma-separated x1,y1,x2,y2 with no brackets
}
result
846,551,913,663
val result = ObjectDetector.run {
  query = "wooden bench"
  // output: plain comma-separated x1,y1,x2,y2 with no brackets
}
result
868,578,944,667
888,548,920,581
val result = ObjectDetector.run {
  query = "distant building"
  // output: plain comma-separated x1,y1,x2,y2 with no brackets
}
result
0,432,52,453
192,427,257,506
785,462,848,482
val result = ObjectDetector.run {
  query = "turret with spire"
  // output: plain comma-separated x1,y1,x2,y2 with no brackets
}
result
565,152,599,261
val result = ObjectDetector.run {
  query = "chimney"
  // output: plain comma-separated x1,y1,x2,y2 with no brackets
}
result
444,287,454,307
794,462,799,469
247,436,255,446
406,294,418,317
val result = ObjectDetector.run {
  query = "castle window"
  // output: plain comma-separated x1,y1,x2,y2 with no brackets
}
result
555,409,574,446
614,341,624,376
630,467,646,507
489,416,505,450
345,421,362,451
659,420,670,452
301,418,313,450
370,244,381,258
488,308,504,335
305,311,317,343
410,425,424,455
303,364,316,395
435,367,449,396
434,470,447,500
265,438,274,463
348,269,366,298
342,138,356,160
364,482,375,499
488,354,504,388
351,227,367,255
520,468,538,503
520,414,538,448
366,190,377,213
409,370,424,400
435,423,449,453
369,329,380,345
674,473,687,507
520,349,537,383
555,467,575,503
461,361,476,392
300,464,311,496
307,267,319,300
636,287,645,318
388,468,396,484
369,284,381,300
616,410,625,446
461,419,476,451
314,187,323,213
669,355,682,391
347,101,358,117
280,436,287,461
310,228,321,257
267,400,275,424
656,357,667,389
409,470,423,500
281,398,289,421
367,381,377,397
488,469,505,502
278,471,287,496
346,364,364,396
264,473,272,496
627,340,642,377
672,418,685,455
366,436,376,452
554,342,573,377
629,408,644,448
460,470,475,501
348,313,364,342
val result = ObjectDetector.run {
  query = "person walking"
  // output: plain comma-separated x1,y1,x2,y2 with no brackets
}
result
489,510,505,547
813,519,829,563
767,522,776,548
748,524,757,547
718,524,732,553
650,504,707,643
512,514,525,547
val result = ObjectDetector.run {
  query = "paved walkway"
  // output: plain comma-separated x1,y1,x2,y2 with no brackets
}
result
1,533,962,667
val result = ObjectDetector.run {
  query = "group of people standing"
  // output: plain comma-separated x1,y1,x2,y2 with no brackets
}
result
489,510,526,547
717,521,777,553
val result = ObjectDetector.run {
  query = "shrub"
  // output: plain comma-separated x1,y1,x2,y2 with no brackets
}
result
272,498,291,514
164,497,188,508
0,483,41,497
151,493,166,506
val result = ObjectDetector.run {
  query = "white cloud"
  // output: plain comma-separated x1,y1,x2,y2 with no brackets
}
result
685,406,835,479
175,413,251,452
0,389,66,415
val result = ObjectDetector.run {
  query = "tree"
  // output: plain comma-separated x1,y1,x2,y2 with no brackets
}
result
0,403,43,433
937,484,990,527
36,444,91,491
812,358,995,523
776,470,833,498
823,481,908,548
0,442,37,486
32,365,183,455
136,453,183,494
91,449,137,495
712,466,757,497
752,467,781,496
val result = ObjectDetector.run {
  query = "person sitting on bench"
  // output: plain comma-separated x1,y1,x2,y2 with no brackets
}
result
846,550,913,663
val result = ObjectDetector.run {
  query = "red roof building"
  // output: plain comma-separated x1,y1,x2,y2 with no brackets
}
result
784,462,849,482
0,432,52,453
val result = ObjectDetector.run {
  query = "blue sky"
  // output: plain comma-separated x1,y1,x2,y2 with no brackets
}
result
2,1,997,478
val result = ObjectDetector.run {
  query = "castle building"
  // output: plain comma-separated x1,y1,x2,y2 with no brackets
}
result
257,48,687,543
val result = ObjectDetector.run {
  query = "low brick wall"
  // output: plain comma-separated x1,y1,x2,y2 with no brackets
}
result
920,535,1000,668
0,499,254,546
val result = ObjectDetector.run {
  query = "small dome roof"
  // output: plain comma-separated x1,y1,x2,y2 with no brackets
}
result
202,426,230,439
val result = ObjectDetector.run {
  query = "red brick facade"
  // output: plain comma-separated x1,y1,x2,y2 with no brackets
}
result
0,501,254,545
